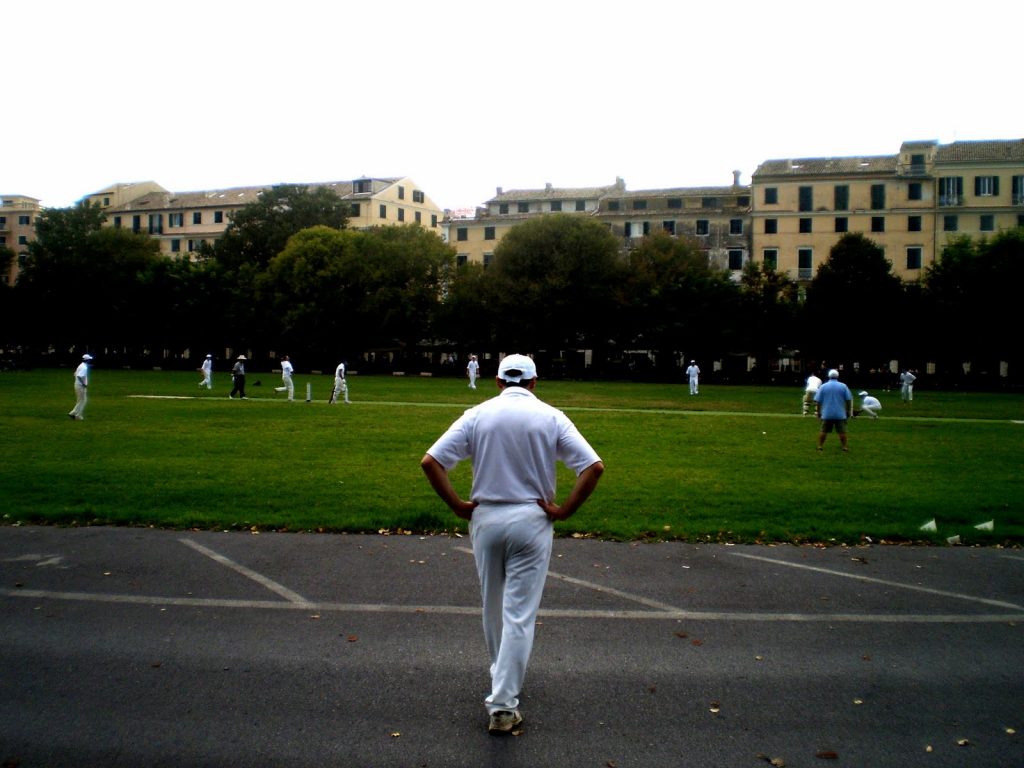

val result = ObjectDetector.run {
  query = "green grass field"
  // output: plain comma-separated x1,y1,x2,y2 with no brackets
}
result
1,368,1021,545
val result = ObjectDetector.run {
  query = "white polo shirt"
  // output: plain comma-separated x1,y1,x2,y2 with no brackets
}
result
427,386,601,505
282,360,294,377
74,362,89,386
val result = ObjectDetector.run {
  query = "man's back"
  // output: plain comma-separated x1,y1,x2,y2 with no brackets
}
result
816,379,851,419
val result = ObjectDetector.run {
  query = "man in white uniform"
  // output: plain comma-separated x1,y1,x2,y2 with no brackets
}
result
854,390,882,419
421,354,604,736
69,354,93,420
275,355,295,400
466,354,479,389
330,360,350,404
899,370,917,402
198,354,213,389
802,372,822,415
685,360,700,395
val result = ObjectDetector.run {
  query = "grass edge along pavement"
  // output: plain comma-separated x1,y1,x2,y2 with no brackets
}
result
0,369,1021,546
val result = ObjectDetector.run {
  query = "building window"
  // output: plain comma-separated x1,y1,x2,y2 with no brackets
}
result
764,187,778,205
702,197,720,209
799,217,812,234
798,248,813,280
663,220,676,235
397,208,405,222
667,198,682,209
870,184,886,210
729,219,743,235
456,228,468,242
0,235,6,245
975,176,999,197
354,180,370,194
910,154,926,173
764,218,777,234
737,196,750,207
632,200,647,210
456,254,468,267
17,235,27,245
908,215,922,232
798,186,813,212
624,222,632,238
193,211,202,224
1012,176,1024,205
484,226,495,240
980,214,994,231
169,213,183,227
728,249,743,270
499,203,509,214
379,204,387,219
763,249,778,269
908,182,922,201
550,201,562,212
431,214,438,227
575,200,585,212
113,216,122,229
642,222,651,236
695,219,709,236
413,190,424,203
171,239,181,253
835,217,848,233
906,247,922,270
214,211,224,223
0,216,5,226
483,253,493,269
132,215,141,233
350,203,361,217
397,186,405,200
834,185,849,211
415,211,421,224
939,176,963,206
18,215,31,225
871,216,885,233
943,215,958,232
518,202,529,213
148,214,163,235
608,201,620,212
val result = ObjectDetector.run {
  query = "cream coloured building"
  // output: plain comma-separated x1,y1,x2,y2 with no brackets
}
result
751,139,1024,282
445,174,752,274
87,177,444,257
0,195,41,286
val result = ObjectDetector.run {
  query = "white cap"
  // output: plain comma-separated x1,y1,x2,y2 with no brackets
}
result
498,354,537,383
205,354,212,359
82,354,93,361
858,390,869,396
827,369,839,379
237,355,247,360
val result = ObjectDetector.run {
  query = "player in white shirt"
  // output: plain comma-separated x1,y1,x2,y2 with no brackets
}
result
685,360,700,395
68,354,93,420
466,355,479,389
854,390,882,419
421,354,604,735
275,355,295,400
198,354,213,389
802,373,822,415
330,361,350,404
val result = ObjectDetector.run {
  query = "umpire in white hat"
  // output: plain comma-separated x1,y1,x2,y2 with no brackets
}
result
421,354,605,735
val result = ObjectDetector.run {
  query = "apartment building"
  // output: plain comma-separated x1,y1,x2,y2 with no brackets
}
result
446,174,752,273
0,195,40,286
87,177,444,257
751,139,1024,282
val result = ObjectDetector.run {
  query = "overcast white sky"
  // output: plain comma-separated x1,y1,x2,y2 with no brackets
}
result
6,0,1020,211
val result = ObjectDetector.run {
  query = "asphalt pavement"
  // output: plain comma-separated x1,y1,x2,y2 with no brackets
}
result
1,525,1022,767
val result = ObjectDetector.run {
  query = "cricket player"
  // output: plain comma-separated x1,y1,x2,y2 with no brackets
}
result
68,354,93,420
686,360,700,395
802,372,822,415
330,360,350,404
198,354,213,389
814,368,853,451
854,391,881,419
275,355,295,400
466,354,479,389
421,354,604,735
899,370,917,402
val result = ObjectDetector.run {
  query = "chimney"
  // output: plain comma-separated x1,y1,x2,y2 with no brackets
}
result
496,187,503,196
545,182,553,191
732,170,741,186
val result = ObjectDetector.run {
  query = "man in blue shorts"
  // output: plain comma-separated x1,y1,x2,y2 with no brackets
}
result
814,368,852,452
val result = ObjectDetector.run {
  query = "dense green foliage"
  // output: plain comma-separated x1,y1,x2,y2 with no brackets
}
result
1,370,1021,545
6,192,1024,387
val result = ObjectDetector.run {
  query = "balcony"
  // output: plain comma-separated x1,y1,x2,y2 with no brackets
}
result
939,195,964,207
798,268,813,280
1013,194,1024,206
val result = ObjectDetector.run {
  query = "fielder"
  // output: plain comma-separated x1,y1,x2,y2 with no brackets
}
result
275,355,295,400
854,390,882,419
466,354,479,389
198,354,213,389
899,370,917,402
68,353,93,420
685,360,700,395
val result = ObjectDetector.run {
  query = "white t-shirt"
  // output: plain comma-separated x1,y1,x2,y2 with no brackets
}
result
281,360,294,377
686,365,700,379
427,387,601,505
74,362,89,386
805,375,822,393
861,395,881,409
467,359,479,376
335,363,346,379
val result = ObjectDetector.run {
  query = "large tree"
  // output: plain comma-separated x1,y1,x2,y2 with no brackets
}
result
738,260,800,377
803,232,904,368
485,214,625,365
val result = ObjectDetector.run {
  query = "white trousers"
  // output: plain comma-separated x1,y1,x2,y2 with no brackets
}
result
689,377,699,395
468,373,477,389
200,372,212,389
276,374,294,400
861,405,880,419
70,383,87,419
470,503,553,714
332,377,349,403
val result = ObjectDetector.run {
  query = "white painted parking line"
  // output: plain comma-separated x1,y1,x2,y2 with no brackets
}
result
179,538,312,605
730,551,1024,611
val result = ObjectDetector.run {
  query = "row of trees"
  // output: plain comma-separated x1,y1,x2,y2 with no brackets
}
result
1,184,1021,386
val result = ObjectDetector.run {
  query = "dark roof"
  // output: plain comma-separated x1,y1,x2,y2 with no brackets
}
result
934,139,1024,162
753,155,897,178
489,184,618,203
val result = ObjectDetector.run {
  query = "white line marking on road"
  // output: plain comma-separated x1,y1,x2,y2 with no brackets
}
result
179,538,312,605
730,551,1024,611
2,588,1021,624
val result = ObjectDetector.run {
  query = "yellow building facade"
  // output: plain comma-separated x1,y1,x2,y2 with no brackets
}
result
751,139,1024,281
89,177,444,258
0,195,41,286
